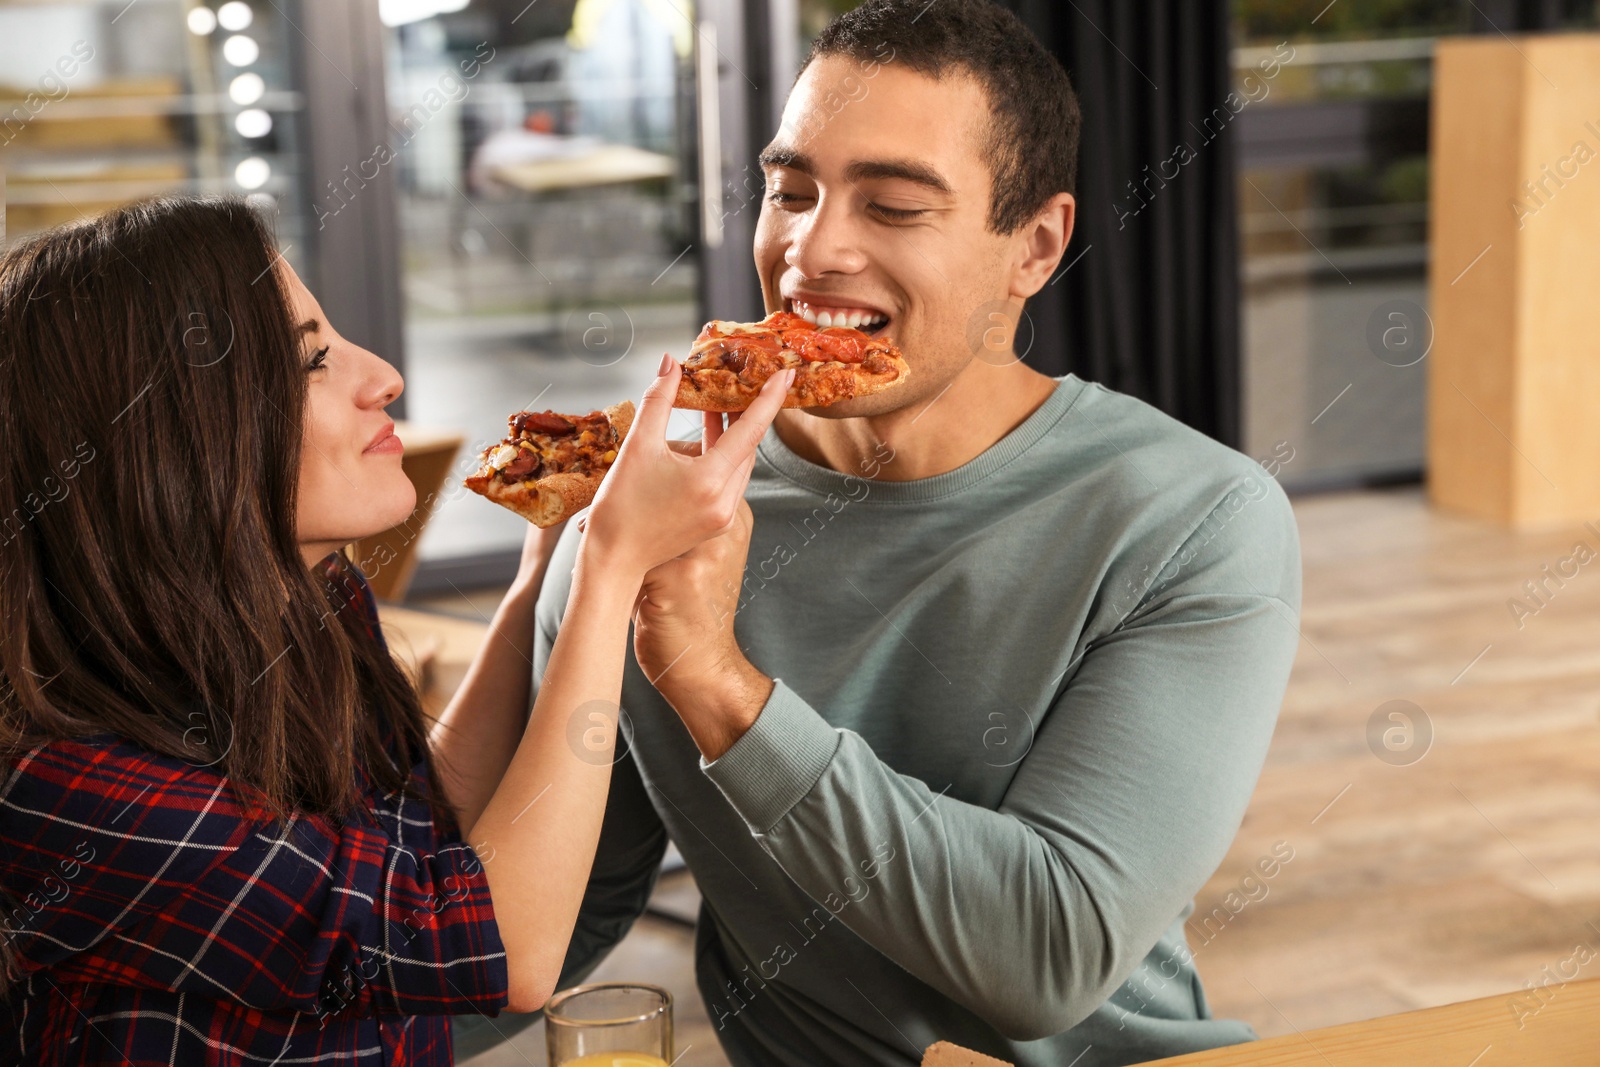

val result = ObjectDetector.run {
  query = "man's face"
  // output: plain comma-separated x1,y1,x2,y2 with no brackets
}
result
755,56,1022,418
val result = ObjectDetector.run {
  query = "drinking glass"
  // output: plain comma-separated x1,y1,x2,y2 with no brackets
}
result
545,982,673,1067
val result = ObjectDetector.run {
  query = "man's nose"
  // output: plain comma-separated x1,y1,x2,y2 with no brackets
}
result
785,195,869,278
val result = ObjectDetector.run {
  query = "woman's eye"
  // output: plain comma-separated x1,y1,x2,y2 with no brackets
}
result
306,346,330,372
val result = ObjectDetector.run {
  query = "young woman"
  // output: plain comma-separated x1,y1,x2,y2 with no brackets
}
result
0,197,791,1066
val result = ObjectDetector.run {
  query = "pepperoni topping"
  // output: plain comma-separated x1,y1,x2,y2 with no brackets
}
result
501,450,541,480
513,410,576,436
698,333,783,366
782,327,867,364
759,311,813,332
695,311,878,364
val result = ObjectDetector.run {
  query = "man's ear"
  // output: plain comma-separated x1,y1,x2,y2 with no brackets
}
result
1010,192,1077,300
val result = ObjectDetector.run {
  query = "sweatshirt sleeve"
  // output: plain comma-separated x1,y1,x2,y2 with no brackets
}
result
702,482,1301,1041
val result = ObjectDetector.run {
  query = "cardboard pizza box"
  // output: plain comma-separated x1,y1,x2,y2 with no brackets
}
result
921,1041,1014,1067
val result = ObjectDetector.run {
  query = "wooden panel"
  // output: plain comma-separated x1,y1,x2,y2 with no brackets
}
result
0,77,182,150
1428,34,1600,526
1427,38,1525,524
1133,978,1600,1065
1513,38,1600,524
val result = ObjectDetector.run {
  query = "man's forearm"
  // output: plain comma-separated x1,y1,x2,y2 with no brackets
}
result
696,587,1298,1040
658,654,774,761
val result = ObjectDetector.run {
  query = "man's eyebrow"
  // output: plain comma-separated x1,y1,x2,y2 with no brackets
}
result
757,148,955,197
845,158,953,195
758,145,812,172
294,318,321,335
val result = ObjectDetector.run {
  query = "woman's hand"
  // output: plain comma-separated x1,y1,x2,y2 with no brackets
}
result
463,360,787,1010
581,355,792,580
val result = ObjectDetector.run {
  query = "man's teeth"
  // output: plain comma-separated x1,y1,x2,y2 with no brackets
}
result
791,301,887,330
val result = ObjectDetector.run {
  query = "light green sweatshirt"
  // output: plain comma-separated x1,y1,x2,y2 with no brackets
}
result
534,374,1301,1066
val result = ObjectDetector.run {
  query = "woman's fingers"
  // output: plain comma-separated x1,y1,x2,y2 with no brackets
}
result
630,355,683,448
719,447,760,510
702,411,725,454
706,368,792,475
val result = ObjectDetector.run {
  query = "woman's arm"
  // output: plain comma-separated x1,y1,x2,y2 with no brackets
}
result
462,549,636,1011
449,360,794,1011
427,521,567,836
430,440,730,835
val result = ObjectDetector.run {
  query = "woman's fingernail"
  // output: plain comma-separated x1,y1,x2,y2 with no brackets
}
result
658,353,675,376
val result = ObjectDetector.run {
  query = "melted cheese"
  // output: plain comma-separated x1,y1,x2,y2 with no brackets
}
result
704,319,769,336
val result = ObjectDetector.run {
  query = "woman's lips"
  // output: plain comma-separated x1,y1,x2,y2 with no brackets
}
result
365,423,403,455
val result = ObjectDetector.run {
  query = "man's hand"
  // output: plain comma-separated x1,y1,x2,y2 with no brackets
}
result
633,444,775,761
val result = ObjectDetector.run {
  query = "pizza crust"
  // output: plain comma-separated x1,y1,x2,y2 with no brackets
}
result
675,353,911,412
463,400,634,527
921,1041,1013,1067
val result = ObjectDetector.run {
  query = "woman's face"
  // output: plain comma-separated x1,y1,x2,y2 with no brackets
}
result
281,263,415,567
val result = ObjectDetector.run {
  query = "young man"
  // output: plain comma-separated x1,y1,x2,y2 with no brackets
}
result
533,1,1300,1063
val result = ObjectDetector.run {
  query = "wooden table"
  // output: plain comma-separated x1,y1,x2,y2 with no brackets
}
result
488,143,675,194
377,603,493,718
1134,978,1600,1065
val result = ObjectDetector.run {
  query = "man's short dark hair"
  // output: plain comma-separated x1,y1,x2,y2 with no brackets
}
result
805,0,1081,234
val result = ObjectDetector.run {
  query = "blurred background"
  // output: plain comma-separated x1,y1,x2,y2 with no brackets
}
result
5,2,1600,1065
9,0,1594,587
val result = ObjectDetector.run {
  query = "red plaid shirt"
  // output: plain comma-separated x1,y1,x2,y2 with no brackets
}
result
0,558,509,1065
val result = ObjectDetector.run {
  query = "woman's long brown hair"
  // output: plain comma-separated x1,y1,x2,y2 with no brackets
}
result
0,199,448,980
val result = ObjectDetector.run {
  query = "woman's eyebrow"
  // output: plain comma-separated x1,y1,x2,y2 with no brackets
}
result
295,319,321,336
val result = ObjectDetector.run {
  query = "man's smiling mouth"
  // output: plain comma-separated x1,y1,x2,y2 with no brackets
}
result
787,298,892,337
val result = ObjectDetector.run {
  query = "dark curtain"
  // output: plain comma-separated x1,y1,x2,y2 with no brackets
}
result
1471,0,1582,28
1003,0,1242,448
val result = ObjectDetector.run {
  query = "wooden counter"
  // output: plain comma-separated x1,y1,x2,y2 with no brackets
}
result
378,602,494,718
1134,977,1600,1065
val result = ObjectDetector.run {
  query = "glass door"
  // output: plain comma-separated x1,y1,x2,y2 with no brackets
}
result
1232,0,1600,489
0,0,309,271
386,0,710,573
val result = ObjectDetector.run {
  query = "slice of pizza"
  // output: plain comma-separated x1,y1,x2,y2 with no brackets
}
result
675,310,911,411
921,1041,1013,1067
463,401,633,527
